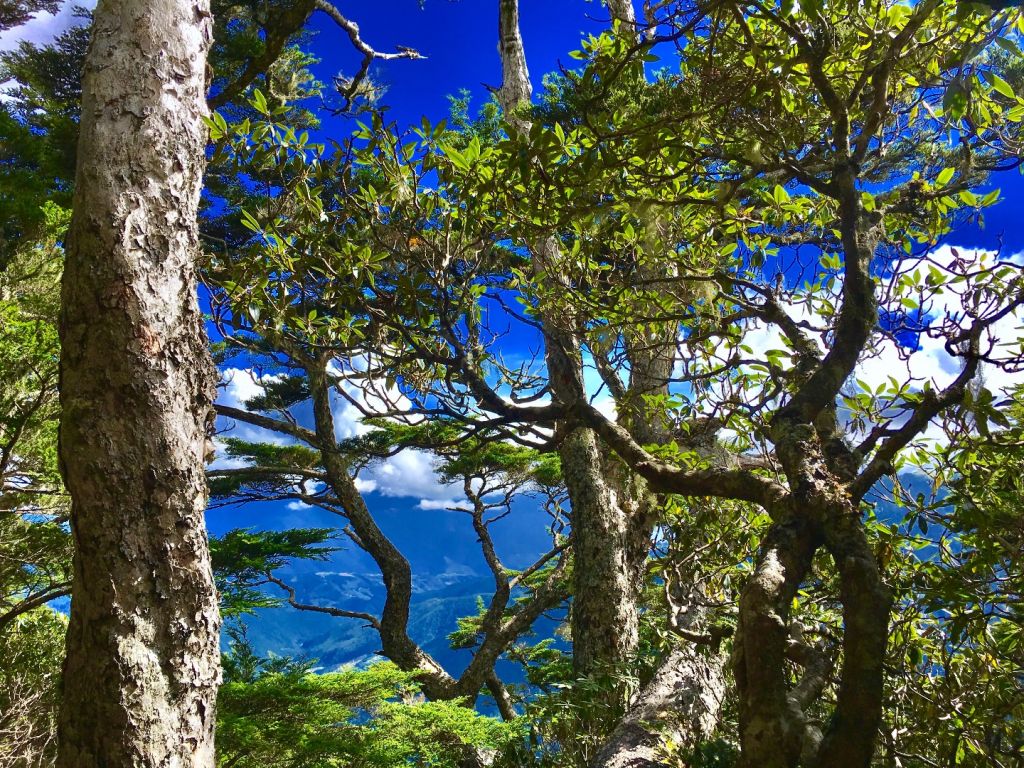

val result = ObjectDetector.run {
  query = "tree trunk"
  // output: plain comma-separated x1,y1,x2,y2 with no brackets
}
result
494,0,721,694
560,423,641,675
56,0,219,764
592,641,727,768
494,0,645,676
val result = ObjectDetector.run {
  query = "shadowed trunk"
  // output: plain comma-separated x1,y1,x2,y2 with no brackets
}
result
493,8,729,754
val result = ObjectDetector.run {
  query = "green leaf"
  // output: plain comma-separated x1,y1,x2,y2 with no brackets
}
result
251,88,269,115
943,80,969,121
987,72,1015,100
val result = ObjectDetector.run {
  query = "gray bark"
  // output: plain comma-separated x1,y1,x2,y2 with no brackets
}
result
604,0,636,27
593,642,727,768
732,172,892,768
492,11,730,766
733,509,820,768
56,0,220,764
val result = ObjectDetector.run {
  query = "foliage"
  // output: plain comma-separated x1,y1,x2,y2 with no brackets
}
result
0,0,58,32
876,390,1024,766
200,0,1024,762
0,203,70,633
209,527,338,617
217,628,516,768
0,608,66,768
3,0,1024,765
0,18,85,263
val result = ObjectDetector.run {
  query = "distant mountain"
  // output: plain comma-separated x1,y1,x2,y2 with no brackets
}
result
221,477,935,678
240,565,495,673
215,492,561,676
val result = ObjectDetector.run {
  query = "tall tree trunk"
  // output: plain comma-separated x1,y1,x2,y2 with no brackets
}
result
495,0,643,678
493,5,729,757
56,0,219,764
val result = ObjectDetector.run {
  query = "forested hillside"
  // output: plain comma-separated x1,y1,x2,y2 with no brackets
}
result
1,0,1023,766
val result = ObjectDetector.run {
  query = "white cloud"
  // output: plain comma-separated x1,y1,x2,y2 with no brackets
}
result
591,394,617,421
0,0,95,53
857,246,1024,396
852,246,1024,448
353,476,378,494
215,368,289,446
220,367,279,409
207,437,250,470
322,359,464,507
216,363,462,509
326,357,415,441
358,448,459,506
417,498,464,511
669,245,1024,457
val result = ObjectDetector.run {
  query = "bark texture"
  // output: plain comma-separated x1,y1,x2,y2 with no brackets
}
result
493,5,731,760
732,174,892,768
593,642,727,768
56,0,219,764
495,0,646,679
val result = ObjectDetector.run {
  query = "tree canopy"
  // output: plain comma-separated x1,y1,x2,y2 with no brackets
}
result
1,0,1023,766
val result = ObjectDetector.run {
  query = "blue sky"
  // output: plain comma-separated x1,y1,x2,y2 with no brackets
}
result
305,0,613,130
3,0,1019,252
298,1,1024,255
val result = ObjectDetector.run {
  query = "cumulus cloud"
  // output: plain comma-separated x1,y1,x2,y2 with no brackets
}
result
860,246,1024,396
854,246,1024,446
326,358,415,441
353,476,378,494
357,448,460,507
216,368,289,446
206,438,250,471
215,364,460,509
679,245,1024,452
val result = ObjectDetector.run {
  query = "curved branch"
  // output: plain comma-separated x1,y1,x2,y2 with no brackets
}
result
574,400,788,510
207,0,316,109
0,582,72,633
313,0,423,111
265,573,380,629
206,466,326,483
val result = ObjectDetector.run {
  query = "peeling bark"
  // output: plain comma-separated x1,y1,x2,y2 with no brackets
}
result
604,0,637,28
56,0,220,764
